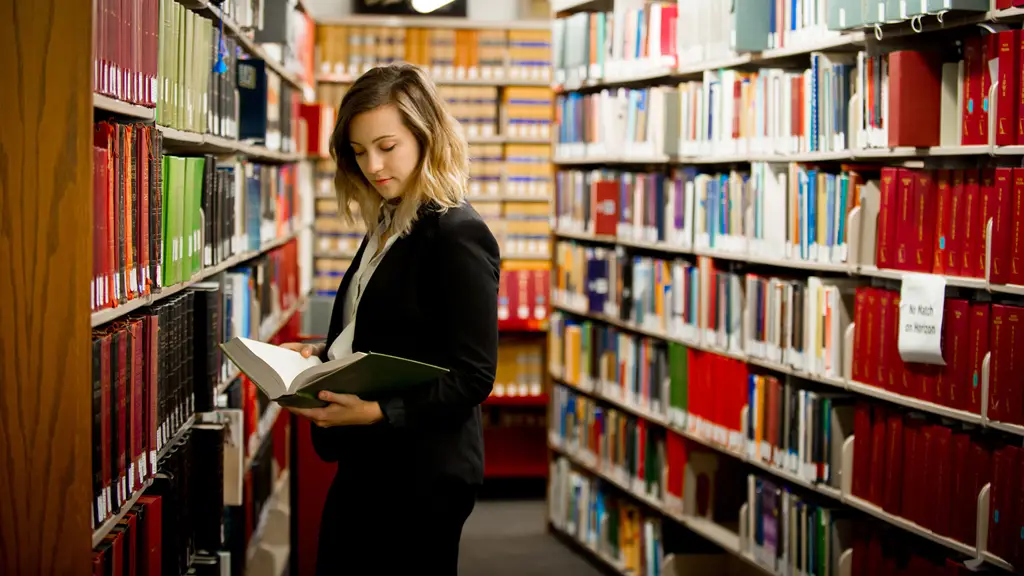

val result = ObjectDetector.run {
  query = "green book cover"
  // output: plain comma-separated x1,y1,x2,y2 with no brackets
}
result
668,341,689,415
190,156,205,275
161,155,172,286
171,156,186,284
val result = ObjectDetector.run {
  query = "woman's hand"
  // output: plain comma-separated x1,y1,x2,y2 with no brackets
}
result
288,391,384,428
280,341,324,358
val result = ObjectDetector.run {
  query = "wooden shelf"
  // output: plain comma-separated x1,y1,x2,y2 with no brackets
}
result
92,93,156,119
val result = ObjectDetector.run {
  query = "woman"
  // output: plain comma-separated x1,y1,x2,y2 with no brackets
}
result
281,63,500,575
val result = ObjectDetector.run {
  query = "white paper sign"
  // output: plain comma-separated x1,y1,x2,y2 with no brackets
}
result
898,273,947,365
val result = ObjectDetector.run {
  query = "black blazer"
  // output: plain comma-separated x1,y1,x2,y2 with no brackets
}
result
310,201,500,487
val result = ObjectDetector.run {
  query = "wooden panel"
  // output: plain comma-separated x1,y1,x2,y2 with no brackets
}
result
0,0,93,574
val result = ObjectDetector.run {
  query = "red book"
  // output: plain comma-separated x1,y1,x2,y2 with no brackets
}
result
913,169,937,273
895,168,916,270
1010,168,1024,285
877,168,899,270
962,169,981,277
962,36,983,146
1018,30,1024,144
890,293,909,398
853,288,867,383
979,169,997,278
1014,451,1024,567
946,169,965,276
137,495,163,574
989,304,1014,423
966,439,994,547
882,412,904,514
900,416,923,523
888,51,943,148
862,288,879,387
665,432,687,502
932,169,952,274
949,432,972,543
876,290,893,391
852,402,872,499
929,424,954,536
982,34,998,146
997,30,1020,146
129,319,144,489
967,302,990,414
997,0,1012,9
990,167,1014,283
592,181,619,237
988,445,1018,559
867,405,888,506
939,299,970,410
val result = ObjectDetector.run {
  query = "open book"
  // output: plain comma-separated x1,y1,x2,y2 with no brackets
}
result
219,337,448,408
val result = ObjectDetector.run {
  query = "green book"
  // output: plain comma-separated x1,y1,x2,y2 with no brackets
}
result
219,337,448,409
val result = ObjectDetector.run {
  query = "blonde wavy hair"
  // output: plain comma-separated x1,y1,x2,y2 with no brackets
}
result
329,63,469,237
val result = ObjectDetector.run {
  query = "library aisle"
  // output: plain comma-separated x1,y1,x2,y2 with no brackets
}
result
8,0,1024,575
460,498,606,576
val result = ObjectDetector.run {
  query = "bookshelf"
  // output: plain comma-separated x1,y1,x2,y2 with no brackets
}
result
547,1,1024,575
0,0,316,573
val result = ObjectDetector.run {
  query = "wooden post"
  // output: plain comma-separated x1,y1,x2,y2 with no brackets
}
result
0,0,94,574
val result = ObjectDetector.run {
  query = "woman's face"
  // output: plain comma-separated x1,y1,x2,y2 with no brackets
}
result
348,104,421,201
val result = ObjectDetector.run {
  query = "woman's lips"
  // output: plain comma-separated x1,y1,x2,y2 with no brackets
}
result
375,178,392,185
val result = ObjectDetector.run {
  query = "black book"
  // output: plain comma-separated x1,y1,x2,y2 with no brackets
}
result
91,334,103,527
191,424,226,554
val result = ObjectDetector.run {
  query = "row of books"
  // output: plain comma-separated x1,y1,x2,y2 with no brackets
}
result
90,289,204,529
555,88,666,160
494,339,545,398
830,0,992,30
552,3,679,87
476,201,551,258
552,360,1015,565
874,166,1024,284
673,0,843,67
552,239,1024,427
91,424,232,576
439,86,555,140
217,0,264,31
552,243,854,379
852,285,1024,424
553,162,1024,284
549,456,664,576
156,0,215,133
554,37,1024,157
316,25,552,82
221,241,301,370
747,475,847,575
91,119,300,313
92,0,159,106
550,383,988,575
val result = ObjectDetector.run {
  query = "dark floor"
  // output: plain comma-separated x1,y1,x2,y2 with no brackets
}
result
459,500,606,576
458,481,607,576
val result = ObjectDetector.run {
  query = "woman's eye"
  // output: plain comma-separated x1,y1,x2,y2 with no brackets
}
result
353,150,365,157
382,145,396,152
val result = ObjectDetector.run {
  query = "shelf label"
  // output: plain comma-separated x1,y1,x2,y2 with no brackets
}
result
897,273,946,365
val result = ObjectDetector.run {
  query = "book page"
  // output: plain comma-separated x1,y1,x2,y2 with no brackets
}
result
237,337,322,393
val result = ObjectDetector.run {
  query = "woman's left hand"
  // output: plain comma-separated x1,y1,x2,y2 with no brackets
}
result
288,391,384,428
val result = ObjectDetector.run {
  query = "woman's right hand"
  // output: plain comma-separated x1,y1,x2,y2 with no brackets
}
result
280,342,324,358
